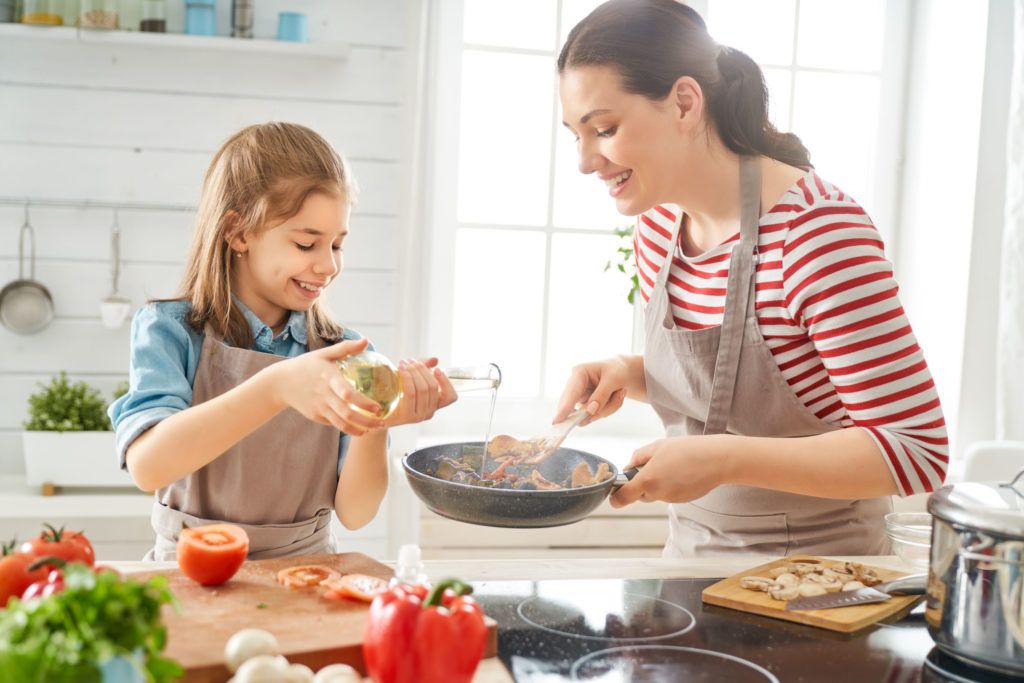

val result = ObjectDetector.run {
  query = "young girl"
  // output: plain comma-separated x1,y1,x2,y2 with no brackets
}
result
553,0,948,557
109,122,457,561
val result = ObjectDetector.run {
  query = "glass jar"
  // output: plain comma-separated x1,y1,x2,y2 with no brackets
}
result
139,0,165,32
184,0,215,36
21,0,63,25
79,0,117,28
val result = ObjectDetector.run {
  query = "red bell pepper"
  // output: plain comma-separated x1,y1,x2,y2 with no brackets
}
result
363,578,487,683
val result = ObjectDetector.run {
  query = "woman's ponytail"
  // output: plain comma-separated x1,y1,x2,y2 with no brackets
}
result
710,47,811,168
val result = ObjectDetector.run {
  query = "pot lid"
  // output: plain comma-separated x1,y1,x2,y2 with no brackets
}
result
928,468,1024,538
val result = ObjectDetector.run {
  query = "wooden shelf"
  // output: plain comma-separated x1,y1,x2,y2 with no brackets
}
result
0,24,350,60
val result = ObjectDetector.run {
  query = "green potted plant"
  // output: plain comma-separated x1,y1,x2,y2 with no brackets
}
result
21,373,132,494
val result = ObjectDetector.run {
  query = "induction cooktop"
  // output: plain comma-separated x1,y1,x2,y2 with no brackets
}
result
471,577,1017,682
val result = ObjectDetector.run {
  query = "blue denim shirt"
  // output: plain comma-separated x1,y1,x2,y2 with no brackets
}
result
108,300,366,474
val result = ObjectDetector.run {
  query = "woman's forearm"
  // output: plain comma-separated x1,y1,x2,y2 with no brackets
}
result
334,429,388,530
623,354,649,403
125,365,286,492
721,427,899,499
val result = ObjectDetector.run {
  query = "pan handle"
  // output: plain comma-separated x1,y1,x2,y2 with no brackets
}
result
611,466,640,490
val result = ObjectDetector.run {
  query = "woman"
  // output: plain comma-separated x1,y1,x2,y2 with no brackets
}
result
554,0,948,557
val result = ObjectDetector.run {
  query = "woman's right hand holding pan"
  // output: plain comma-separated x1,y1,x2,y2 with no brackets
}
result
269,337,385,436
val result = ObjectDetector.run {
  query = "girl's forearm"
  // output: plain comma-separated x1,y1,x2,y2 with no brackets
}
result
334,429,388,530
720,427,899,499
125,364,286,492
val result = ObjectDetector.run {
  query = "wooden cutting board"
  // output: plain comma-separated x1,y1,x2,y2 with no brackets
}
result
135,552,497,682
701,555,923,633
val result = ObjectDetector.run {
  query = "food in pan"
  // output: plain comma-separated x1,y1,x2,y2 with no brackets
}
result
427,442,613,491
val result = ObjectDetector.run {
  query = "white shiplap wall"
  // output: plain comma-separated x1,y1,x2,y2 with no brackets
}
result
0,1,415,556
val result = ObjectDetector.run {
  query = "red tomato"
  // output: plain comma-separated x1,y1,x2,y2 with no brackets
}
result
323,574,388,603
21,524,95,568
0,544,47,607
21,569,65,602
176,524,249,586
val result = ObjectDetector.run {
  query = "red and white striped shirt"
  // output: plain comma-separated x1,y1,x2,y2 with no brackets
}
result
635,172,948,496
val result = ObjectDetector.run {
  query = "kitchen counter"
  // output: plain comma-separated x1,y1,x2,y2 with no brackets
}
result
110,554,915,580
110,555,924,683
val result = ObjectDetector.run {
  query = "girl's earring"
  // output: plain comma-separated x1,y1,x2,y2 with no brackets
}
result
235,251,243,258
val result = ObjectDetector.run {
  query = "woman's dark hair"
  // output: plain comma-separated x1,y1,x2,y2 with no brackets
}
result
557,0,811,168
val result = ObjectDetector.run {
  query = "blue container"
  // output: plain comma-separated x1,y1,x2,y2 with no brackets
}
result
276,11,307,42
100,652,146,683
185,0,216,36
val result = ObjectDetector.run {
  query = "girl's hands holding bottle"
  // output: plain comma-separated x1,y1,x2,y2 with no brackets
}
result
269,338,386,436
384,359,458,428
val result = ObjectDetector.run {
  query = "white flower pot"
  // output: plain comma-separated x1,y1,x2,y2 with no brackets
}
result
22,431,134,490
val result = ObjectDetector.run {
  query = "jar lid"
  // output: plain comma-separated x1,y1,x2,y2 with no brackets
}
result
927,469,1024,539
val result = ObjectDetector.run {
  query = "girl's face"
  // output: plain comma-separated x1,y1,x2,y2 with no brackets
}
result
559,65,694,216
230,191,349,328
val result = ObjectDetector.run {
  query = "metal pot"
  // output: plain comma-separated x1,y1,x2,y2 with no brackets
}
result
925,467,1024,675
0,208,54,335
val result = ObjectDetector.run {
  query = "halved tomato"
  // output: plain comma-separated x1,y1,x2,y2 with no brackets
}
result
322,573,388,603
277,565,340,589
177,524,249,586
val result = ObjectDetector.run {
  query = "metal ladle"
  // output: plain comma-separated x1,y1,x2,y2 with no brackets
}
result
99,208,131,329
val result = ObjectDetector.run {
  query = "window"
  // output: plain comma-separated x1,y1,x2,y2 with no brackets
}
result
421,0,907,437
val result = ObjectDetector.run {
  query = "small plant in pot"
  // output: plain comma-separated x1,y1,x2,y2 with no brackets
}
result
22,373,132,494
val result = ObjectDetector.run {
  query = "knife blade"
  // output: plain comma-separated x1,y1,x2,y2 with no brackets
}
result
785,587,892,611
784,573,927,611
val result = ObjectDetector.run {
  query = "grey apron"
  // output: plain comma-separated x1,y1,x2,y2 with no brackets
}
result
644,155,891,558
145,322,341,561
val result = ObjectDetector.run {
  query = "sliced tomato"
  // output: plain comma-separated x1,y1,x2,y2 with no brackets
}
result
176,524,249,586
21,524,94,568
322,573,389,603
277,565,341,589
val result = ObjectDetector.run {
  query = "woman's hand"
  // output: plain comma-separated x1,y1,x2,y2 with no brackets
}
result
610,435,731,508
384,358,458,428
269,337,386,436
553,355,645,425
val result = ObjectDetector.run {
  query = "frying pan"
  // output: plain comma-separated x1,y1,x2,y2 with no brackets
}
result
403,442,638,528
0,208,54,335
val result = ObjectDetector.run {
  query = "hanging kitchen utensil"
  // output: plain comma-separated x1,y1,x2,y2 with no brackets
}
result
99,207,131,329
0,203,55,335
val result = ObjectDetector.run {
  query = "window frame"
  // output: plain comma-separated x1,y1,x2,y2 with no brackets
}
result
417,0,912,439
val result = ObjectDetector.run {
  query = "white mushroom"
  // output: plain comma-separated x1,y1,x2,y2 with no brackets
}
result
739,576,774,592
773,572,799,588
791,562,823,577
803,573,843,593
798,583,828,598
234,655,290,683
769,565,795,578
225,629,281,673
284,664,315,683
842,580,866,592
769,583,801,601
312,664,362,683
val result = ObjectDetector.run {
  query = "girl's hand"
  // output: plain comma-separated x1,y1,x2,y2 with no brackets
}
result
384,358,458,428
553,355,639,426
270,338,385,436
610,436,730,508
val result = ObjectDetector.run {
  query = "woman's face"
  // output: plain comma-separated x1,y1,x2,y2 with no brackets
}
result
230,191,349,328
559,65,689,216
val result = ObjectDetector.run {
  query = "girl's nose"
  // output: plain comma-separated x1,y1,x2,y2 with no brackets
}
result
313,248,340,276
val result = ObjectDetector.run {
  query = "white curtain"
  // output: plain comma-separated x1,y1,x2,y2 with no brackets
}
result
997,0,1024,439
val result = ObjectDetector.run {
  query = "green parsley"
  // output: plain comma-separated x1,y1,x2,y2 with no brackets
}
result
0,564,183,682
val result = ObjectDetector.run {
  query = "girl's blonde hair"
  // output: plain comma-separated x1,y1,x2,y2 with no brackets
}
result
178,122,357,347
